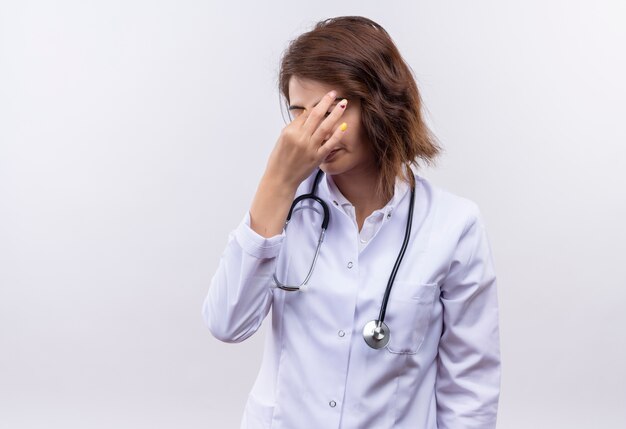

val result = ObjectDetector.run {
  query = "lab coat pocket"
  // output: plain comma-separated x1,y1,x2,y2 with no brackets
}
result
385,282,439,355
242,394,275,429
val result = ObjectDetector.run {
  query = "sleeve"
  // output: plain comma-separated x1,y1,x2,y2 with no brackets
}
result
435,204,501,429
201,211,285,343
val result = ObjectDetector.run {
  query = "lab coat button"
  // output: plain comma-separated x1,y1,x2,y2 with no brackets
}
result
347,261,353,269
333,200,339,206
329,400,337,408
338,330,345,337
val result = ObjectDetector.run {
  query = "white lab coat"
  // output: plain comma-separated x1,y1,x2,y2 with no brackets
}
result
203,169,500,429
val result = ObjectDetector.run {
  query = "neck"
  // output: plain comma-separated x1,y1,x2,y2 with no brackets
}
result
331,167,390,229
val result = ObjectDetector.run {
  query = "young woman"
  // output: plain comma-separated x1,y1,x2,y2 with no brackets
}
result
203,16,500,429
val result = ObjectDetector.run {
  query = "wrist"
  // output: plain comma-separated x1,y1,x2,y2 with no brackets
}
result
261,170,301,196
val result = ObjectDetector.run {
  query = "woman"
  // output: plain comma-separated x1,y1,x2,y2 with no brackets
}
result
203,16,500,429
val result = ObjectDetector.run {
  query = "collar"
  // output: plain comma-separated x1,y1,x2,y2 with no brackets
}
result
323,171,411,219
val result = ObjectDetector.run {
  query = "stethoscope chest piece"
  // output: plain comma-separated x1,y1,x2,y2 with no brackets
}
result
362,320,390,349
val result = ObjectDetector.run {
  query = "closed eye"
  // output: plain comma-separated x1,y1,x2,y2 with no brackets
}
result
290,110,332,118
288,105,336,121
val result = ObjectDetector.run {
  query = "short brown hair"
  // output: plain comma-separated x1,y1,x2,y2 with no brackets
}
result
278,16,442,199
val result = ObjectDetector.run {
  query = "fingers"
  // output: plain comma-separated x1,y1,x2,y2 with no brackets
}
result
310,97,348,144
285,88,349,169
302,90,339,135
316,121,348,161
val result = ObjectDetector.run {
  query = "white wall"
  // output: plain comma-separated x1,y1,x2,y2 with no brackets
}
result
1,1,625,428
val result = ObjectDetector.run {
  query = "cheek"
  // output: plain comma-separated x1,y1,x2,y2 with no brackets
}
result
339,111,359,134
346,118,365,142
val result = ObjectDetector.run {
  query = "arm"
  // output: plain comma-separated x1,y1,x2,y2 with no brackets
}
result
436,205,501,429
203,89,348,342
202,212,284,343
250,90,349,238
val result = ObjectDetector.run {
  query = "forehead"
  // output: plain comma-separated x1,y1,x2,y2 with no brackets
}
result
288,76,338,105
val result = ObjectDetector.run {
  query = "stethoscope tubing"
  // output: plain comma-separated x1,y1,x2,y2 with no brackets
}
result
274,168,416,349
377,171,415,324
273,170,329,292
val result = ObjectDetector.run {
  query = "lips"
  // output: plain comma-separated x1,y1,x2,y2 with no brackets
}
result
324,148,342,162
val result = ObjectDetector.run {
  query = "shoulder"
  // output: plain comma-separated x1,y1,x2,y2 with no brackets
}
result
414,172,482,233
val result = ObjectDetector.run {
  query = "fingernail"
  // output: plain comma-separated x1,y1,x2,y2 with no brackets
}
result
340,122,348,131
339,99,348,109
329,90,337,98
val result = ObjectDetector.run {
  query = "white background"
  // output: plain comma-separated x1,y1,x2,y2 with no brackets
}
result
1,1,625,428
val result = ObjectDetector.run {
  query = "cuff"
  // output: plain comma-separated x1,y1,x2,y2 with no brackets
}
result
234,212,285,259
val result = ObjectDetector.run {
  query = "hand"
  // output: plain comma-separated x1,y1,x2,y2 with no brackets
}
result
265,90,348,189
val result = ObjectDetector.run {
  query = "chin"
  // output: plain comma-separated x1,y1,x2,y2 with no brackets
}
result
319,163,345,176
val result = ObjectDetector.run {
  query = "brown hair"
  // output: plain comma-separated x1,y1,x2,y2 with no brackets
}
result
278,16,442,200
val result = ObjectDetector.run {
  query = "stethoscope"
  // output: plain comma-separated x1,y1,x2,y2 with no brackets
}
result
272,169,415,350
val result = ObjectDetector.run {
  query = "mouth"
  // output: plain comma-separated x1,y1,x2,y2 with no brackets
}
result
324,148,342,163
